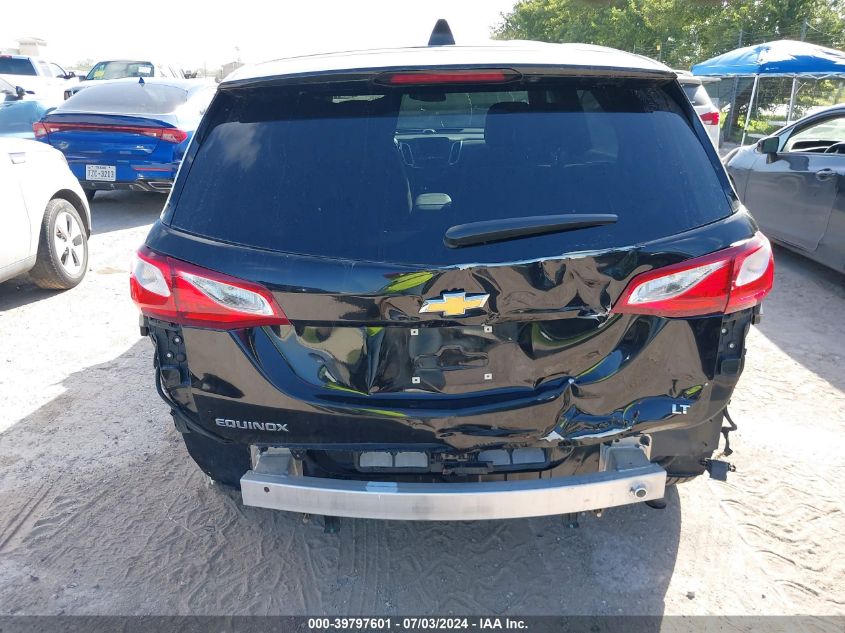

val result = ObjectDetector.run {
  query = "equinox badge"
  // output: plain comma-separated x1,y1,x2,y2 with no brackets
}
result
419,291,489,317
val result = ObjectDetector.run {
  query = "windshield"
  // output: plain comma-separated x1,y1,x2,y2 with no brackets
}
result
0,57,36,76
170,78,731,265
86,61,155,80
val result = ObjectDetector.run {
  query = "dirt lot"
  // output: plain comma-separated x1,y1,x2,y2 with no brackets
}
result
0,191,842,616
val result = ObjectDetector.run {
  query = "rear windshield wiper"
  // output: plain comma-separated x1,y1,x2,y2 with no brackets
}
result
444,214,618,248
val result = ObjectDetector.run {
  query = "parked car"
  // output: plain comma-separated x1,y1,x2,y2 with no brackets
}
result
85,59,184,80
64,60,186,99
725,104,844,273
676,71,720,147
34,78,216,199
1,77,21,101
0,77,48,139
0,137,91,288
0,54,79,106
130,22,773,524
0,98,49,138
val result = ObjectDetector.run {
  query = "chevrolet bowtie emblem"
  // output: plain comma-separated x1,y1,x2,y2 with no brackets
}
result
419,291,490,317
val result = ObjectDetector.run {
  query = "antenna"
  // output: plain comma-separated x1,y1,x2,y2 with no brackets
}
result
428,19,455,46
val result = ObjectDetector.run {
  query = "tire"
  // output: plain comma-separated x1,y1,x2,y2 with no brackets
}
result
29,199,89,290
85,189,96,202
182,431,251,489
666,475,699,486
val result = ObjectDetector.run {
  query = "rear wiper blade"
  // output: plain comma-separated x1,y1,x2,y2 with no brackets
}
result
444,214,618,248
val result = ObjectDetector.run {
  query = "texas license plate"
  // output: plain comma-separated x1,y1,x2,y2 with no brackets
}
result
85,164,116,181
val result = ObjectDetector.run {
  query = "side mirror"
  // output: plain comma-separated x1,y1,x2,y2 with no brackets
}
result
15,86,26,99
757,136,780,155
64,71,76,79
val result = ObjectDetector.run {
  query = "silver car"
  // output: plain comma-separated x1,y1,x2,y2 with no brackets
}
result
725,104,845,273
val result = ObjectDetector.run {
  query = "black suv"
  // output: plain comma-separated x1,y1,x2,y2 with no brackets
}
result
131,28,774,521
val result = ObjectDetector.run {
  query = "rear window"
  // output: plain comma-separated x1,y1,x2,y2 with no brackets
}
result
0,57,36,76
60,83,187,115
169,77,731,265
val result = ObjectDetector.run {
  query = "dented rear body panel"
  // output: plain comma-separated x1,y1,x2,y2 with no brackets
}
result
145,209,755,456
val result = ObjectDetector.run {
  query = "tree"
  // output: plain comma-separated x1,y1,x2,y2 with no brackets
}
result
494,0,845,70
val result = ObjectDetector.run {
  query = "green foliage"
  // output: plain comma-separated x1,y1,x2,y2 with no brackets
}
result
494,0,845,69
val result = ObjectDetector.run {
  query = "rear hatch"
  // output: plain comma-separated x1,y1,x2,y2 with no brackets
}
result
146,68,752,448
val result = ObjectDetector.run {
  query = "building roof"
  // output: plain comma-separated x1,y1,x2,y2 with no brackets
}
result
223,41,673,85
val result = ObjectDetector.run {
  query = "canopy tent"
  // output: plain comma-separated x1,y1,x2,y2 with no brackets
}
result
692,39,845,143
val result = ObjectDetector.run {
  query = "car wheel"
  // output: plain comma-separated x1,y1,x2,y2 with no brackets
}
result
182,431,251,489
29,199,89,290
85,190,96,202
665,475,699,486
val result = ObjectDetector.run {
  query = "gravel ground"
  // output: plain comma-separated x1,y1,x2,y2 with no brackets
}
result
0,191,842,616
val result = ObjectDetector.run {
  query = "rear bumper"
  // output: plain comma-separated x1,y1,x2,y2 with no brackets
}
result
240,444,666,520
81,179,173,193
68,162,177,193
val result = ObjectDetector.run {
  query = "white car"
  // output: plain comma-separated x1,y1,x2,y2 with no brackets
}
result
0,54,80,107
676,71,720,147
0,138,91,289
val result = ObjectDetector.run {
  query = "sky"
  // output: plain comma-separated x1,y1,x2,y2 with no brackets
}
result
1,0,518,70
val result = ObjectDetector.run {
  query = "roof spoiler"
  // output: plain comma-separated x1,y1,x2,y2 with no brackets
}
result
428,19,455,46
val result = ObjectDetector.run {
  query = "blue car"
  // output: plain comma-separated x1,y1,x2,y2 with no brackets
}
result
34,78,215,199
0,78,49,139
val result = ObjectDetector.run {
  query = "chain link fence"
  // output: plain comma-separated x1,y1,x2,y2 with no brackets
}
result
710,75,845,145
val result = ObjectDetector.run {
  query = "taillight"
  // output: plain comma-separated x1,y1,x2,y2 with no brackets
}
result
700,111,720,126
36,122,188,143
612,233,774,318
160,129,188,143
130,247,289,329
375,69,520,86
32,122,48,138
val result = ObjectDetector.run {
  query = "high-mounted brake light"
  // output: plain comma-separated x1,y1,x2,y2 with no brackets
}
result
34,122,188,143
130,247,289,329
700,111,720,126
612,233,774,318
375,69,520,86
